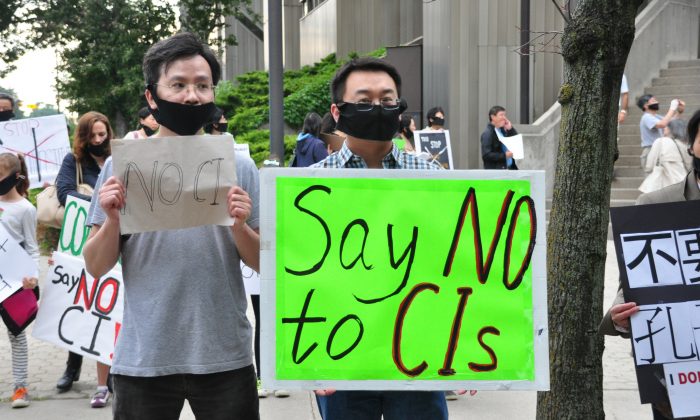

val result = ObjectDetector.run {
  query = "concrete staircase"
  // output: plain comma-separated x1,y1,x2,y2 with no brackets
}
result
612,59,700,207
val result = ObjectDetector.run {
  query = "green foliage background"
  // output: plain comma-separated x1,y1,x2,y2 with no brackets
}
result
215,48,386,166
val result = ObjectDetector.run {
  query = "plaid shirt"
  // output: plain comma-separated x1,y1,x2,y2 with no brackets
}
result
312,141,443,170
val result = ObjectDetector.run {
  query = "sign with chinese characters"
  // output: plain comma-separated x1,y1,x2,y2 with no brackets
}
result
611,200,700,416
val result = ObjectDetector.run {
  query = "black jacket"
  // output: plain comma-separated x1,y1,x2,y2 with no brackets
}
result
56,153,102,206
480,123,518,170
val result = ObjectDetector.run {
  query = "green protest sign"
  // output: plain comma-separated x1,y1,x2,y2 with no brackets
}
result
58,196,92,257
261,169,548,390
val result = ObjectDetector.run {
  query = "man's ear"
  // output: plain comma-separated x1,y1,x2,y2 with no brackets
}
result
144,88,157,110
330,104,340,123
689,146,695,156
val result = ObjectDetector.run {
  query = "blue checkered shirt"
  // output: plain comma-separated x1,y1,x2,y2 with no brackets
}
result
311,141,443,170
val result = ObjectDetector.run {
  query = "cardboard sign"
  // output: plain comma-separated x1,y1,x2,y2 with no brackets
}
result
260,168,548,390
33,251,123,365
0,115,70,188
111,135,237,234
0,223,38,302
611,200,700,413
413,130,454,169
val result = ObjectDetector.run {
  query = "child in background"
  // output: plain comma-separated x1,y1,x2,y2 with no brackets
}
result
0,152,39,409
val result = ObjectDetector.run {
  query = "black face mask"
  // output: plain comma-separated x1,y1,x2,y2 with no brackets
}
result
148,87,216,136
0,110,14,122
431,117,445,127
141,124,156,137
647,103,660,111
0,173,20,195
335,101,407,142
214,122,228,133
87,139,110,157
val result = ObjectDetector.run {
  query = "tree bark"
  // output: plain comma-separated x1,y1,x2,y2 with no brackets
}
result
536,1,642,418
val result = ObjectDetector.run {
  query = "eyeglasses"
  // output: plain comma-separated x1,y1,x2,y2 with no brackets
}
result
150,82,216,95
338,98,403,112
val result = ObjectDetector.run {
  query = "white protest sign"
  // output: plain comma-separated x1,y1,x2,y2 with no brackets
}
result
664,360,700,418
33,251,123,365
111,135,237,234
241,261,260,295
631,302,698,366
499,134,525,160
235,142,251,158
0,115,70,188
0,222,38,302
621,231,684,288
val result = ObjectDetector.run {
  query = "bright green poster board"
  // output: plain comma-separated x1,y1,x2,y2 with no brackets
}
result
262,169,548,390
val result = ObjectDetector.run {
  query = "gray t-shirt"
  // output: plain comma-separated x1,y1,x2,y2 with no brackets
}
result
87,153,260,377
640,112,663,148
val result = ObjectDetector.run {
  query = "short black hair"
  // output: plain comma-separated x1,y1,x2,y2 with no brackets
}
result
688,110,700,148
143,32,221,88
637,94,653,110
0,92,15,108
137,106,151,119
330,57,402,104
303,112,322,138
426,106,445,126
203,107,225,134
320,112,336,134
488,105,506,122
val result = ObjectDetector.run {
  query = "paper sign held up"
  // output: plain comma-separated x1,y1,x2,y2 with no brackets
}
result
0,114,70,188
111,135,237,234
0,223,38,303
32,251,123,366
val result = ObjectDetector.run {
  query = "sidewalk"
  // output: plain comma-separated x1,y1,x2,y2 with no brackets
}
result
0,241,651,419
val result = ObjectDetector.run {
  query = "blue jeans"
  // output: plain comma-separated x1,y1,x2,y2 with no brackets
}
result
316,390,448,420
112,365,259,420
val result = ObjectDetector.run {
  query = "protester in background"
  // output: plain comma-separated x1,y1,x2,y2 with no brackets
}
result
312,57,448,420
425,106,445,131
601,110,700,420
0,152,39,409
0,93,16,122
123,107,159,139
396,113,416,153
637,94,684,171
204,107,228,135
82,32,260,419
54,111,113,408
290,112,327,167
639,119,691,193
481,105,518,170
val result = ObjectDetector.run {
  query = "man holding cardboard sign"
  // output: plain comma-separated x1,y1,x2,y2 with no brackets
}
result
311,57,448,420
83,33,260,419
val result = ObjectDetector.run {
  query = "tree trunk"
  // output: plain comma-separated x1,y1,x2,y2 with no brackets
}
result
536,1,642,418
113,110,127,138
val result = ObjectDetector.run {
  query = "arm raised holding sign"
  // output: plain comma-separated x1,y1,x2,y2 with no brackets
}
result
83,175,123,279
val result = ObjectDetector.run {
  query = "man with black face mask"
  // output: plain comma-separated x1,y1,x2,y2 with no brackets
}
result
82,32,260,419
0,93,16,122
638,94,683,170
601,110,700,420
312,57,447,420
